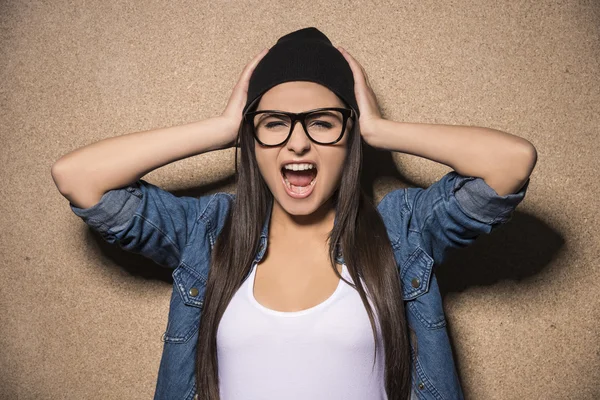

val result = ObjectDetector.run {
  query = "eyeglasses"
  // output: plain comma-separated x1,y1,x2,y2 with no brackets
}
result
243,107,355,147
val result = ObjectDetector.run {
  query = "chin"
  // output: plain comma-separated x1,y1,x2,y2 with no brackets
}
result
281,200,321,216
274,189,321,216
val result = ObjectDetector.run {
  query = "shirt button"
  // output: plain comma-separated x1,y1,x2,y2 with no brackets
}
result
411,278,420,288
418,382,425,390
189,287,199,297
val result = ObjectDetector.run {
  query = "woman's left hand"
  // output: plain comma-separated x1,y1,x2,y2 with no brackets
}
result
338,46,383,146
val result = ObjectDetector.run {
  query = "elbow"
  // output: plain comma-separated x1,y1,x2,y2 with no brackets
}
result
483,141,537,196
51,160,72,195
51,161,106,209
51,158,87,197
507,141,537,194
516,140,538,180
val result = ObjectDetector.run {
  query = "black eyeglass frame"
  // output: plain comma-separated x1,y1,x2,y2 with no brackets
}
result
243,107,356,147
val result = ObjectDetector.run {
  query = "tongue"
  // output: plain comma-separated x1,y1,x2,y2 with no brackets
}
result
283,169,316,187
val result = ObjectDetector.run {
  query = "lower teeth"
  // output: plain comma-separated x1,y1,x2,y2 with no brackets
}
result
284,176,316,194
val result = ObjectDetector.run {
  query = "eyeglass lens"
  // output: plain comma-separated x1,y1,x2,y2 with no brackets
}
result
252,110,345,145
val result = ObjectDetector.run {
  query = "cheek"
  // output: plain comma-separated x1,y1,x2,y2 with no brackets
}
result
324,150,347,185
254,147,277,184
333,158,346,182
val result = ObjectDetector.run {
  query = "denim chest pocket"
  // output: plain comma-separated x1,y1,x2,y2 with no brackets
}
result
398,245,447,329
162,262,207,344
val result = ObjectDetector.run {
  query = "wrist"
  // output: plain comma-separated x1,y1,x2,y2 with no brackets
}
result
213,116,241,149
361,117,385,149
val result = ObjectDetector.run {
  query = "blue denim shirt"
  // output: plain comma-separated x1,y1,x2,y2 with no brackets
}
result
69,171,529,400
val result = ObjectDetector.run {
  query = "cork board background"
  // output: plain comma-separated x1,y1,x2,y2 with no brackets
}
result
2,0,599,399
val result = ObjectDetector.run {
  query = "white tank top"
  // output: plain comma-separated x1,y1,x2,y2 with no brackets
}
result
216,261,388,400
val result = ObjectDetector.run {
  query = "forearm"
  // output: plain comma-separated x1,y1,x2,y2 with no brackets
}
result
366,119,537,196
51,116,234,207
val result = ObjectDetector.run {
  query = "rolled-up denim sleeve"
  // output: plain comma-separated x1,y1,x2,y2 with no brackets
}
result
69,179,200,269
408,171,529,266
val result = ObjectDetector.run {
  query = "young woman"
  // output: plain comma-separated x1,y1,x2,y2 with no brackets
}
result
52,28,536,400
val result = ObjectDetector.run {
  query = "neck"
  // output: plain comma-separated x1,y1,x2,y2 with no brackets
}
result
270,197,336,241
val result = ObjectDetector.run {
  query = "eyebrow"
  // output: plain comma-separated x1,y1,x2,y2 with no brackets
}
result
256,113,287,123
255,109,342,120
309,110,341,119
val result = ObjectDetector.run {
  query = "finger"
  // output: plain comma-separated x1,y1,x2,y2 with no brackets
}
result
244,48,268,76
355,62,370,89
355,60,371,88
364,70,372,88
249,47,269,67
338,47,367,87
239,48,269,84
343,48,372,90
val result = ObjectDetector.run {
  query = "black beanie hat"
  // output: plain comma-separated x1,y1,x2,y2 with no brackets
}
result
243,27,360,118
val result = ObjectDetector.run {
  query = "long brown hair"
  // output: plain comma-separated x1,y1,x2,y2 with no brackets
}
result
195,98,411,399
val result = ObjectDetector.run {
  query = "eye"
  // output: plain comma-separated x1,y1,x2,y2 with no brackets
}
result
306,111,341,129
265,121,287,128
310,121,333,129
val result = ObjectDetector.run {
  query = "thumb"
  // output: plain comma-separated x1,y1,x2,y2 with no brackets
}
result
224,48,269,118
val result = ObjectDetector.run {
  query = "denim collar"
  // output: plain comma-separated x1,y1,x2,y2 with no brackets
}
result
253,195,345,265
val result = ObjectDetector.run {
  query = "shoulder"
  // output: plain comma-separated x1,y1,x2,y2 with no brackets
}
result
197,192,235,232
376,187,410,245
198,192,234,217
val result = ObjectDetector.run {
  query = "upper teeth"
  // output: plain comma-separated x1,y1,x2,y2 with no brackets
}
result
283,163,315,171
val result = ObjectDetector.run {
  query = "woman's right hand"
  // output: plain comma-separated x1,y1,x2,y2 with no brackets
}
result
219,48,269,147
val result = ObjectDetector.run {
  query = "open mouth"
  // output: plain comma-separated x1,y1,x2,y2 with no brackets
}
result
280,165,318,197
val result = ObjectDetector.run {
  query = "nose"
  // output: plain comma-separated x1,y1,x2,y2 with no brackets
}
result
285,119,311,153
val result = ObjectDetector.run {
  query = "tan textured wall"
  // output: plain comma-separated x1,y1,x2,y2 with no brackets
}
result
2,0,599,399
